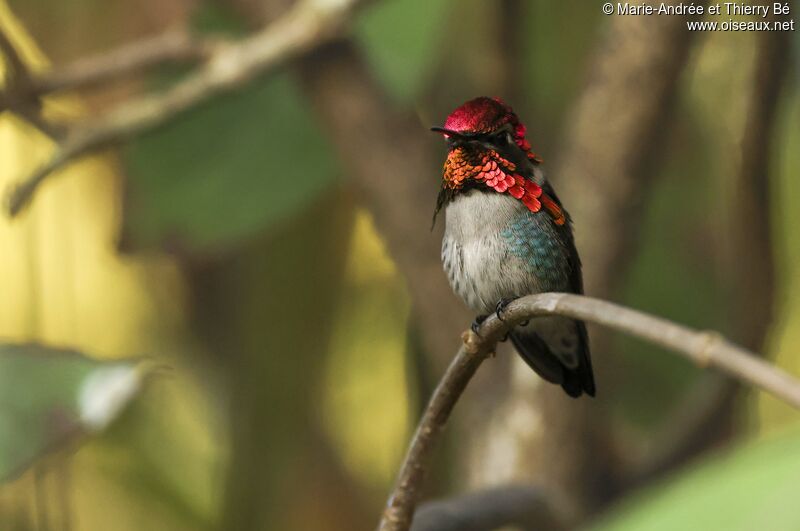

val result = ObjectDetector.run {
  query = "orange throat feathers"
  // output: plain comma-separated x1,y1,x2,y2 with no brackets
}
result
442,147,565,225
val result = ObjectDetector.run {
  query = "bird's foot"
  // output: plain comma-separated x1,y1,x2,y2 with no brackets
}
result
471,314,489,335
495,297,518,323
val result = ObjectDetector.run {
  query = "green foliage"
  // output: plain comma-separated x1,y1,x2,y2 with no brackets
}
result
124,72,337,253
90,370,223,531
0,344,141,482
593,426,800,531
355,0,451,101
122,3,338,253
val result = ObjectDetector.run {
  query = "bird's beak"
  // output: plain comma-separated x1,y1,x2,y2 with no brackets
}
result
430,126,467,141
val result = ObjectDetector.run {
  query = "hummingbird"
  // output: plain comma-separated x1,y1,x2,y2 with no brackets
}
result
432,97,595,398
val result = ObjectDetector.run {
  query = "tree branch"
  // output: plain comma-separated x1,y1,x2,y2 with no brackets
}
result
3,0,371,217
0,27,213,118
0,23,29,82
410,485,565,531
0,23,60,138
27,27,215,97
378,293,800,531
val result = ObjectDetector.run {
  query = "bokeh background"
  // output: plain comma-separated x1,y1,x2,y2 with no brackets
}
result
0,0,799,530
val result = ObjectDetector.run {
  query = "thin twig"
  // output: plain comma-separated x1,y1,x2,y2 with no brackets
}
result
28,28,216,96
378,293,800,531
4,0,370,217
0,26,212,139
378,333,496,531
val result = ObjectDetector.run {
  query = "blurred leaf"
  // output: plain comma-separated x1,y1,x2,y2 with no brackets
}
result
123,72,337,253
355,0,451,101
592,427,800,531
80,368,223,531
0,344,141,482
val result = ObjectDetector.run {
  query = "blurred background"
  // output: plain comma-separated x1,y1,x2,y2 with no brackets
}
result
0,0,798,529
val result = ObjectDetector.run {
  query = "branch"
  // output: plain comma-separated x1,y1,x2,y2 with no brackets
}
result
3,0,371,217
0,24,29,82
378,293,800,531
0,27,212,117
378,333,495,531
410,485,564,531
0,23,60,138
27,28,215,96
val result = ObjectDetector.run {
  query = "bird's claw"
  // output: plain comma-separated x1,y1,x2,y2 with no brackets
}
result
471,314,488,336
474,299,518,338
495,297,517,323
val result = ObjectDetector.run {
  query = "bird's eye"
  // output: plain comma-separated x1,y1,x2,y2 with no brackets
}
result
492,131,508,144
491,131,514,146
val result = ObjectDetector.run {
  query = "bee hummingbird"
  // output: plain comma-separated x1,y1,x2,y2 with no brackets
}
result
432,97,595,398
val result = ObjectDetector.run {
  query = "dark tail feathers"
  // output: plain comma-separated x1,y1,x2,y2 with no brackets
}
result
509,322,595,398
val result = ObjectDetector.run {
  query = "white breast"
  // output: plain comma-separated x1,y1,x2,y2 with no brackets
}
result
441,191,533,314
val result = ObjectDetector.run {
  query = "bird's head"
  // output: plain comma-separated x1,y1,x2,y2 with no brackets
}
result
431,97,546,221
433,96,532,150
